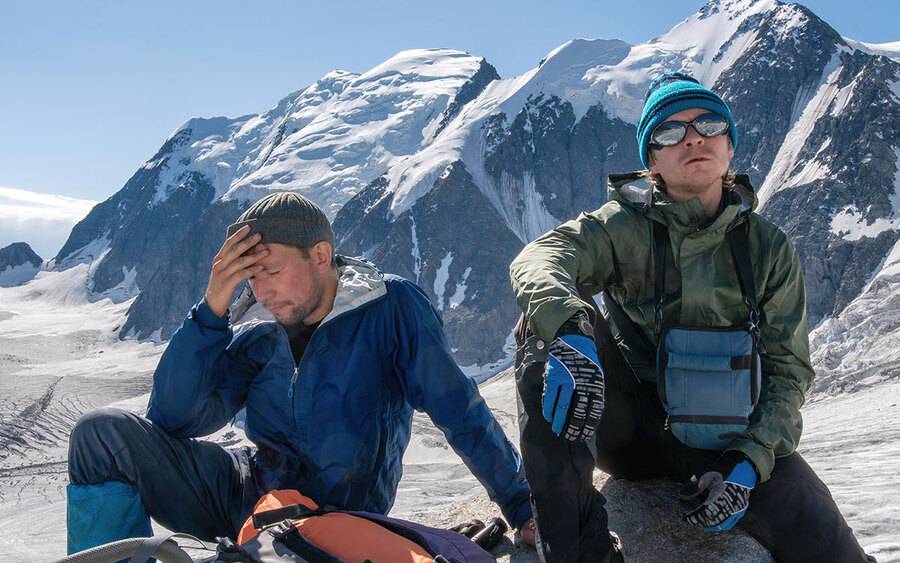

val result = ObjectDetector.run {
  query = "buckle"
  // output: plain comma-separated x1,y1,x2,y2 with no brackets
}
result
268,519,297,540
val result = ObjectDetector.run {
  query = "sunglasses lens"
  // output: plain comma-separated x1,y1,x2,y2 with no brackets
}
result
693,115,729,137
650,122,687,146
649,114,729,147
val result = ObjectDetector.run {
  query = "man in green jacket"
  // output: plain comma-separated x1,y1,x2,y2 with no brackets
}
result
509,72,873,563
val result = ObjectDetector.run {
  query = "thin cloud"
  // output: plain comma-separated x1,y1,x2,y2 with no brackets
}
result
0,186,98,259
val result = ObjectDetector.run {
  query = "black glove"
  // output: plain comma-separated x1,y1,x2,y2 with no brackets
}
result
680,450,758,531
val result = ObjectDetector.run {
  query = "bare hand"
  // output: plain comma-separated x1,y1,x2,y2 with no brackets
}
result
204,225,268,318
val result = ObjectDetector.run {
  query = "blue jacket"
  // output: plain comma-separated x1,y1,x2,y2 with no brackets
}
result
147,257,532,528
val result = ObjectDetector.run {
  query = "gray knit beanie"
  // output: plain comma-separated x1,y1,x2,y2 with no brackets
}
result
226,192,334,249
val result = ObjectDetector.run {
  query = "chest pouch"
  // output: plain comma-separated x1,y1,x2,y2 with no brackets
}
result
657,324,761,450
651,220,763,451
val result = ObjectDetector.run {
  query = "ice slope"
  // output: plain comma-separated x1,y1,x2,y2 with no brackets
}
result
0,268,165,562
754,45,855,208
811,237,900,393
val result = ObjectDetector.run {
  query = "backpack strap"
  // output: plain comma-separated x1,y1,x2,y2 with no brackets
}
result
252,503,325,530
726,220,761,334
652,217,761,333
127,532,212,563
652,221,668,336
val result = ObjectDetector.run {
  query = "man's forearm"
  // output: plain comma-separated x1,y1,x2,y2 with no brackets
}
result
147,299,234,436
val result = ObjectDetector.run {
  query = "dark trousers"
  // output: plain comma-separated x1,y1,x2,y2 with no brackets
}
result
68,407,261,540
515,317,872,563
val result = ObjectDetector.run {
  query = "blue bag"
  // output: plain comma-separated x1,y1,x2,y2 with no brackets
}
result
656,325,761,450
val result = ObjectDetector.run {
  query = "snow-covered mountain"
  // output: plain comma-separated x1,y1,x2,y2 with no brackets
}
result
52,0,900,374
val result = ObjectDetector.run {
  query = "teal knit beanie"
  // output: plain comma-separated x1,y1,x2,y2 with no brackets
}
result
636,72,738,168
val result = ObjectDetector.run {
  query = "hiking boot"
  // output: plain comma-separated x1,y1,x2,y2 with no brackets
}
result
450,519,485,539
601,531,624,563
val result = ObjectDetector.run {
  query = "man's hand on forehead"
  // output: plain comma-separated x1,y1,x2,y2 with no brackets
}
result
203,225,270,318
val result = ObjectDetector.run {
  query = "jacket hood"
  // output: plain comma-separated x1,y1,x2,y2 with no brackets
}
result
606,171,757,229
231,255,387,326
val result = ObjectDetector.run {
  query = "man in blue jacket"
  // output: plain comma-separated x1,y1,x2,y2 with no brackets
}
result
66,192,534,553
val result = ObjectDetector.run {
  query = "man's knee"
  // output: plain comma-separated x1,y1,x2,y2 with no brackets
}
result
70,407,145,449
68,407,148,483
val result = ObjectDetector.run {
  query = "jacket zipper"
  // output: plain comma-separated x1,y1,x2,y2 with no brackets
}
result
288,365,299,398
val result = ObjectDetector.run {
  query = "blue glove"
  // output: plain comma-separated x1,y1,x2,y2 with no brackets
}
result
681,452,757,532
542,330,605,441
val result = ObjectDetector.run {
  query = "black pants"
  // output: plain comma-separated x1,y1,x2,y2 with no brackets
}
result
68,407,261,540
515,317,872,563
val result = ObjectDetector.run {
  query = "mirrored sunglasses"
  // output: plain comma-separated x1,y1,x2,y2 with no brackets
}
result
649,113,729,147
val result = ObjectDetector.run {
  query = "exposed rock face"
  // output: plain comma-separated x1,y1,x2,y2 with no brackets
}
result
433,60,501,138
54,130,218,300
716,3,844,190
0,242,42,270
760,49,900,324
336,163,524,367
121,199,245,339
480,95,641,241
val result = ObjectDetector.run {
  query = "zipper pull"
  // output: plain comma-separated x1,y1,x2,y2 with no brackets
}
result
288,365,299,398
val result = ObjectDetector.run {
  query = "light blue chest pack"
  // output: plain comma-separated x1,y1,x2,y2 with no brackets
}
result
652,220,762,451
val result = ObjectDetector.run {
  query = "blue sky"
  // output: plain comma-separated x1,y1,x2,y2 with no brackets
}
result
1,0,897,203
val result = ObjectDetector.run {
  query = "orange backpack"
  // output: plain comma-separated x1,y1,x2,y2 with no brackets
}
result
229,489,495,563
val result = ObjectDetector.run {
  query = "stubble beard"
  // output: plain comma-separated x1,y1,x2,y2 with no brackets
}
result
275,285,325,335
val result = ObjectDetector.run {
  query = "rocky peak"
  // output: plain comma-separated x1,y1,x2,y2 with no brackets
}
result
0,242,42,270
0,242,43,287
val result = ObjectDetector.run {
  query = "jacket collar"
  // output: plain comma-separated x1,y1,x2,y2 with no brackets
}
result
321,256,387,325
607,171,756,232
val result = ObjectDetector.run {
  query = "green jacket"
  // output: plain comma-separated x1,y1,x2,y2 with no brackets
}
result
509,172,814,482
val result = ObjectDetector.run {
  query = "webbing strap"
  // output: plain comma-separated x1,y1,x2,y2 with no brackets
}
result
666,352,753,372
252,503,319,529
726,221,761,332
652,221,668,335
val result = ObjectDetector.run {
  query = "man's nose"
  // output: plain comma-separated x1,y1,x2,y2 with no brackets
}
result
684,124,704,146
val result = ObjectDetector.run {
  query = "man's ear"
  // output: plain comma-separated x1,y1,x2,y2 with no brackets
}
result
311,241,334,270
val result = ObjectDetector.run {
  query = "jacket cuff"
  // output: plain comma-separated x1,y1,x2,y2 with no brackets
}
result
192,298,231,330
726,440,774,482
528,297,593,342
508,497,534,530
